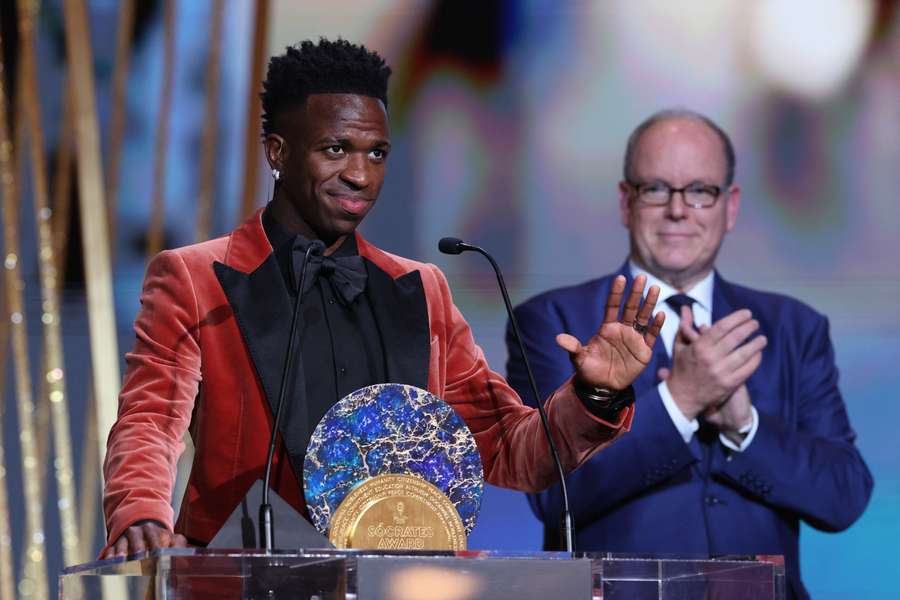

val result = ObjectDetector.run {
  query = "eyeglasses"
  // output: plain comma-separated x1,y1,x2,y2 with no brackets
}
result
627,180,724,209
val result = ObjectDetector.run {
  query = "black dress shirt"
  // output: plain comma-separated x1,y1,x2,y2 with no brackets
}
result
262,206,388,435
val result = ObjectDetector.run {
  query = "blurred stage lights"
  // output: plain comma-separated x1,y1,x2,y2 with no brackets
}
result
749,0,875,99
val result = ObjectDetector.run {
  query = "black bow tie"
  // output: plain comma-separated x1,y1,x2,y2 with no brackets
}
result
291,240,368,304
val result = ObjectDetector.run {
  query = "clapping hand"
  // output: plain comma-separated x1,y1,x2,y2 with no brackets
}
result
661,306,765,435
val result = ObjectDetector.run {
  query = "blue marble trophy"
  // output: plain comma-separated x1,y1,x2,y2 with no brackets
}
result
303,384,484,550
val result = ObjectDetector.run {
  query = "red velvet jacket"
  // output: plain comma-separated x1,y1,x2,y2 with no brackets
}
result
102,210,633,549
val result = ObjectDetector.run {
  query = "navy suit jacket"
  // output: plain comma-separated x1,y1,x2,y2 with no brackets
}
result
506,265,873,600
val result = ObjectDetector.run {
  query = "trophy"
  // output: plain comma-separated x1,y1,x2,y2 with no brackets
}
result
303,384,484,550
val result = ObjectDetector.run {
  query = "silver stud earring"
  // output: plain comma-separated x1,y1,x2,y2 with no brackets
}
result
272,168,281,181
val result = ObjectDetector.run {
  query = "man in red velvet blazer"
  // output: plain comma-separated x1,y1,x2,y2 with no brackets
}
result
101,39,665,557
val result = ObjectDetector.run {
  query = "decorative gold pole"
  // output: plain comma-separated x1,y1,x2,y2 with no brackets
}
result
238,0,271,222
17,0,82,570
31,77,75,532
146,0,176,258
0,284,14,600
0,30,50,600
52,81,74,265
195,0,224,243
77,385,101,562
52,77,102,566
62,0,123,526
105,0,136,253
0,402,14,600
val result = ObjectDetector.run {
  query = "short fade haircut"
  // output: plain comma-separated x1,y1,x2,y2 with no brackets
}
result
623,109,736,186
260,38,392,137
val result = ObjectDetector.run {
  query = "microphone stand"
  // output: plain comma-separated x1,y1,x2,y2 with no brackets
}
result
438,237,575,554
259,240,324,552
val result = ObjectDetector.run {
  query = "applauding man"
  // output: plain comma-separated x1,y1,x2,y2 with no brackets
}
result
507,109,873,600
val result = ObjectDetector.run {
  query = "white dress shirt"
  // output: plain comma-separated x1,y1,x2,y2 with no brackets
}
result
629,261,758,451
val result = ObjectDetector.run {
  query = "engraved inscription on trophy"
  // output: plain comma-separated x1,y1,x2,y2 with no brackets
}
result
328,474,466,550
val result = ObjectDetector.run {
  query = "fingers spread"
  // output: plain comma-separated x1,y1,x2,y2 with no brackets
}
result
636,283,660,326
644,310,666,348
620,274,645,325
603,275,627,323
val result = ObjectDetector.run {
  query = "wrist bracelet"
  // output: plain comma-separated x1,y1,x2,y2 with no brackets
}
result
573,379,620,406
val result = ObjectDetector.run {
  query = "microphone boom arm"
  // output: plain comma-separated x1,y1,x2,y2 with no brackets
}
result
439,238,575,554
260,240,323,552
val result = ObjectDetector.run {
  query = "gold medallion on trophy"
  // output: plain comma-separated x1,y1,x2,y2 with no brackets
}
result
328,474,466,551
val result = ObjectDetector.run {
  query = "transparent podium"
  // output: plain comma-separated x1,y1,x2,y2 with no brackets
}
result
61,548,785,599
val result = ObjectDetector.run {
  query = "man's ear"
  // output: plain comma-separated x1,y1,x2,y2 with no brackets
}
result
264,133,287,170
618,181,632,228
725,184,740,232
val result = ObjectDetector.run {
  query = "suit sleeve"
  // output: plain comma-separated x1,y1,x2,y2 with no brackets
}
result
506,295,698,529
426,265,633,494
712,315,873,531
102,251,202,550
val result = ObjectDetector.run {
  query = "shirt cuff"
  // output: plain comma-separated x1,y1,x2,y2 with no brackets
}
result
719,405,759,452
658,380,699,444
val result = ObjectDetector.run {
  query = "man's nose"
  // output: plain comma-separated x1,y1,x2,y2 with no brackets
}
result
340,154,369,189
665,190,687,219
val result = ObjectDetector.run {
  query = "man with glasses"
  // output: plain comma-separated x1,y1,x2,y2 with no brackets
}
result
506,109,872,600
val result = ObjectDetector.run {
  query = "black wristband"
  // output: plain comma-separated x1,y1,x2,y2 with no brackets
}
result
573,379,636,423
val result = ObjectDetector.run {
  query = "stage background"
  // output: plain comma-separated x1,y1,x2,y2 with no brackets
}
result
1,1,898,598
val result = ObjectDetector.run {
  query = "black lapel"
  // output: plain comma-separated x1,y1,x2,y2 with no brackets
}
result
213,256,311,473
363,259,430,390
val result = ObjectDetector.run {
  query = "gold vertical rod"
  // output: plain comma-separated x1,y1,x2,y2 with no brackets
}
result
33,75,71,494
17,0,82,568
0,265,14,600
0,406,14,600
105,0,136,255
62,0,121,504
63,3,128,594
238,0,270,222
195,0,224,243
52,80,74,275
0,237,7,404
52,78,101,566
77,385,100,562
0,30,50,600
11,51,57,513
146,0,176,258
33,76,73,538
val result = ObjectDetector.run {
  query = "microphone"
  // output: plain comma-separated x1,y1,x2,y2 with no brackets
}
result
260,238,326,552
437,237,475,255
438,237,575,554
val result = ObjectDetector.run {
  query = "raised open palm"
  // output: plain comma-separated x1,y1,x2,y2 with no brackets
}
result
556,274,665,390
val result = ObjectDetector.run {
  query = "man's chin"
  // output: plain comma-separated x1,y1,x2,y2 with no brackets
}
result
647,255,703,278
